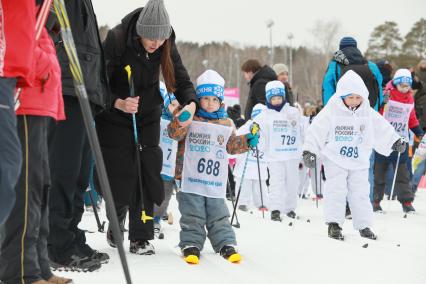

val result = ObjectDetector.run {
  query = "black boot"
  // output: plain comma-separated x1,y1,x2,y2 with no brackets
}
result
77,244,110,264
373,201,383,213
359,227,377,240
50,255,101,272
271,210,281,222
130,240,155,255
402,202,415,213
328,223,344,240
106,223,124,248
286,211,296,219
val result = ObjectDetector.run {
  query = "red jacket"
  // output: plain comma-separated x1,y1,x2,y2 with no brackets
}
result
16,28,65,121
0,0,36,87
380,80,419,129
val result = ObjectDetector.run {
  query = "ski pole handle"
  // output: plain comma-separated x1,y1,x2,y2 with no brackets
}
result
124,65,132,83
251,122,260,136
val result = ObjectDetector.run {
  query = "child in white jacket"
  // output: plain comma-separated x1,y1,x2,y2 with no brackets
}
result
233,104,269,212
254,81,304,221
302,70,404,240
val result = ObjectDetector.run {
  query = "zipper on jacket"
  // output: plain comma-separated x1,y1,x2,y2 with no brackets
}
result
145,52,149,60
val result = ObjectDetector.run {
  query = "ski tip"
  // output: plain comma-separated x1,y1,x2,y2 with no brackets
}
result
184,255,199,264
228,253,242,263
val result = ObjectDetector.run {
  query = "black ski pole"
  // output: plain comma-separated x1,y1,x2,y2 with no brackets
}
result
227,168,240,228
124,65,153,224
312,156,319,208
88,160,106,232
230,124,260,224
230,151,249,226
53,1,132,283
253,126,267,217
88,189,105,233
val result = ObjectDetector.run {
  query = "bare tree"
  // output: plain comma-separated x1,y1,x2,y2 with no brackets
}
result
309,20,342,58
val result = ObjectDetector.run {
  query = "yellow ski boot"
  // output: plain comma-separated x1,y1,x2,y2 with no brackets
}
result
220,246,241,263
183,246,200,264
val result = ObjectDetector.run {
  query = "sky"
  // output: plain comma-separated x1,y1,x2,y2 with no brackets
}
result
91,0,425,53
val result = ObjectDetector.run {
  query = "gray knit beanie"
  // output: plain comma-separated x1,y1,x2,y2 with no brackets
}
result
136,0,172,40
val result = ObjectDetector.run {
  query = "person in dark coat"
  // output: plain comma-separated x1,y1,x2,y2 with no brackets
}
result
96,0,197,255
241,59,277,119
46,0,109,271
413,60,426,130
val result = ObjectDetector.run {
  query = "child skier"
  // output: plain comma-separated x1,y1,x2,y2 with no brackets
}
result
373,69,423,213
168,70,259,264
233,103,269,212
154,82,179,239
253,80,304,221
303,70,404,240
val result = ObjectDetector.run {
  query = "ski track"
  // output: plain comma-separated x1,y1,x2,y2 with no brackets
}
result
63,190,426,284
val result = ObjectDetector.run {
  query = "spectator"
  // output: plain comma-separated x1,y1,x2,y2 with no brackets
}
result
46,0,109,272
0,0,36,227
241,59,276,119
272,63,295,106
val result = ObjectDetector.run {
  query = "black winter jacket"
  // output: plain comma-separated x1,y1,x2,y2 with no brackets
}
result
100,8,196,126
49,0,108,110
244,65,277,119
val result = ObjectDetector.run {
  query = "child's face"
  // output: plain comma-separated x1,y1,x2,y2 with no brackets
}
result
270,96,283,106
200,96,220,113
397,83,411,94
343,94,363,108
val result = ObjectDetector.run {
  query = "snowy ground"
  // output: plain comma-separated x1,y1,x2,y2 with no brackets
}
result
66,189,426,284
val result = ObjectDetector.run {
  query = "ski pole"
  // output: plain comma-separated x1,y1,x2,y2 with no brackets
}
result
88,160,105,233
389,150,401,201
231,123,260,225
312,156,319,208
88,189,105,233
252,123,267,218
227,171,240,228
230,151,249,226
124,65,153,224
53,1,132,283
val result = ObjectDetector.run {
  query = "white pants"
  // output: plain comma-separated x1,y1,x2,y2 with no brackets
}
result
323,158,373,230
268,160,300,213
235,177,269,209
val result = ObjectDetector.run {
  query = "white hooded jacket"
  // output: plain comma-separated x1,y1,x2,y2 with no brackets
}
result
303,70,399,170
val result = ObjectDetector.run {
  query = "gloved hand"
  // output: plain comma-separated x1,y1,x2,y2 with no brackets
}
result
382,92,390,105
178,110,191,122
302,150,316,168
247,132,259,148
391,138,407,153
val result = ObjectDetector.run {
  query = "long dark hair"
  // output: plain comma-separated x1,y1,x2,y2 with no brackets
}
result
161,39,176,93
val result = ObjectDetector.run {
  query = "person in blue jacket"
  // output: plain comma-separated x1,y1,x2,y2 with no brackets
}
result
322,37,383,111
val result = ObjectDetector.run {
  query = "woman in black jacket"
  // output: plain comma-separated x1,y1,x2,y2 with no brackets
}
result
95,0,197,255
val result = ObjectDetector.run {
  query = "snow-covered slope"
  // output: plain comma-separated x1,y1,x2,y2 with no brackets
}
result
66,189,426,284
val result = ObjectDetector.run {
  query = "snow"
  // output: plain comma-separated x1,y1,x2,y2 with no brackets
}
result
65,190,426,284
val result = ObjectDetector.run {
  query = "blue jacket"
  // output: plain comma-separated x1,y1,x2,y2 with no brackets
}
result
322,48,383,111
